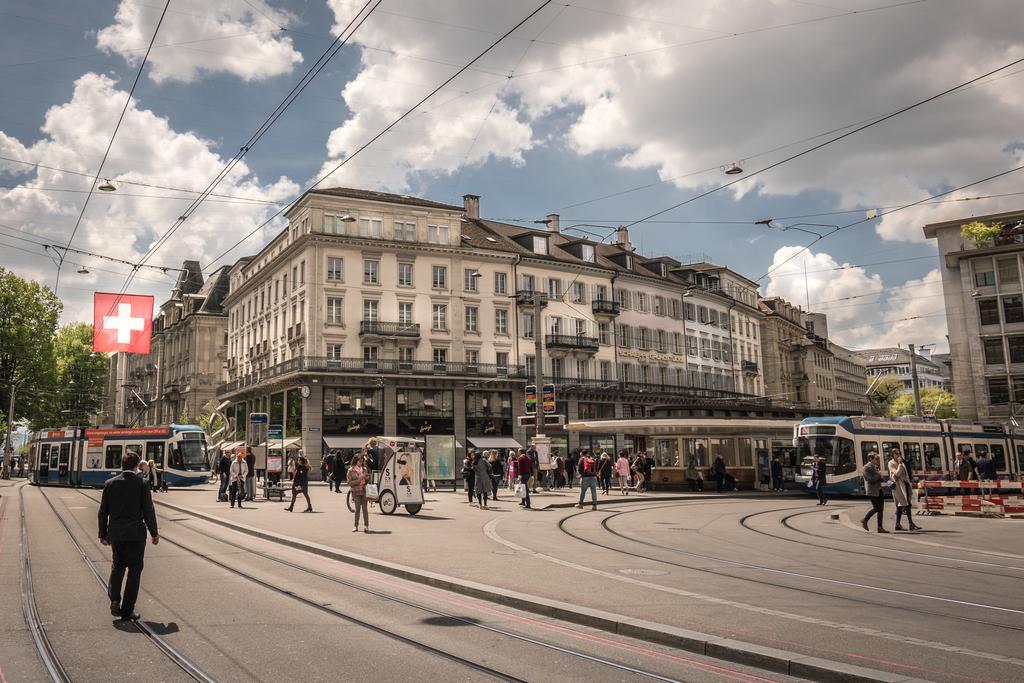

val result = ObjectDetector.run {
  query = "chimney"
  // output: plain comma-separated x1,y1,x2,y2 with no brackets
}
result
463,194,480,219
613,225,632,251
545,213,560,233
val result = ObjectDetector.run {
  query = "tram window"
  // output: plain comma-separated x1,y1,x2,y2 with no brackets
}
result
990,444,1006,470
881,442,901,462
683,438,708,467
49,446,59,468
1017,445,1024,471
902,443,923,472
974,444,989,458
836,437,855,475
39,444,49,467
146,442,165,468
860,441,880,462
957,443,973,457
922,442,942,471
58,443,70,466
105,445,122,470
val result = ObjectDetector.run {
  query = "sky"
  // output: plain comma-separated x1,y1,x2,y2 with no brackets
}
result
2,0,1024,353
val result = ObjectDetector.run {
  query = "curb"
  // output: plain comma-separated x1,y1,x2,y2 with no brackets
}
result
153,497,924,683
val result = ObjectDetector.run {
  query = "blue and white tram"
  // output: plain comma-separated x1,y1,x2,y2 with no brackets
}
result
30,424,210,487
794,416,1023,496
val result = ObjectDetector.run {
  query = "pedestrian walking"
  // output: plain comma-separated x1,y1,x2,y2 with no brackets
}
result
245,447,256,501
488,451,502,501
565,450,577,488
347,453,370,533
640,452,653,491
860,452,888,533
575,450,599,510
554,456,566,489
330,450,346,493
320,453,331,484
632,457,646,493
770,456,784,492
229,451,247,508
473,452,492,508
812,454,828,505
528,446,540,493
285,455,313,512
888,449,921,531
517,450,533,509
614,452,631,494
598,452,612,494
508,451,519,491
98,452,158,621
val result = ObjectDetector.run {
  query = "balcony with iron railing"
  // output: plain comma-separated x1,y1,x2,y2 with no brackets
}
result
545,334,599,352
741,360,759,375
591,299,620,316
515,290,549,306
359,320,420,338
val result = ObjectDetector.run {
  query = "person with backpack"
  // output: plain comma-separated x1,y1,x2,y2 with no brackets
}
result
575,451,599,511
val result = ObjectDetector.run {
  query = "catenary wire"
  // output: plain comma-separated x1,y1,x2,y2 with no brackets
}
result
202,0,557,273
52,0,171,296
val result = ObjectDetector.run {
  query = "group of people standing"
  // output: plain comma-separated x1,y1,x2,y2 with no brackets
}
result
859,447,923,533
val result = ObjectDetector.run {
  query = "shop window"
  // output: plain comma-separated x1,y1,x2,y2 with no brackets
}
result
922,442,942,472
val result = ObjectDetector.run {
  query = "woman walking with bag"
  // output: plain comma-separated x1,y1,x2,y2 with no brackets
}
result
462,451,476,504
888,448,921,531
488,451,502,501
229,451,247,509
285,455,313,513
598,452,613,495
347,453,370,533
473,452,492,509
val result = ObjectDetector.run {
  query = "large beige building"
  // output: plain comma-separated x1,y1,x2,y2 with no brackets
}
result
924,209,1024,421
214,187,774,463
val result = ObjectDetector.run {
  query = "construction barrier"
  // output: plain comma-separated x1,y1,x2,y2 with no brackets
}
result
920,480,1024,516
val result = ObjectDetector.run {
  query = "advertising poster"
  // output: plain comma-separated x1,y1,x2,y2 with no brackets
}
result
535,442,552,469
266,453,282,474
425,435,455,480
394,449,422,504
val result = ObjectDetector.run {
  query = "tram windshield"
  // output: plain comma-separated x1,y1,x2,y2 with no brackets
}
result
796,435,856,475
175,440,209,471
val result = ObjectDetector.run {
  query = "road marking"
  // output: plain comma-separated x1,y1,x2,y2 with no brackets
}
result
483,518,1024,669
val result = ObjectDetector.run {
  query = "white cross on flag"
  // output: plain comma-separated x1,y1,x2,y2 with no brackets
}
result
93,292,154,354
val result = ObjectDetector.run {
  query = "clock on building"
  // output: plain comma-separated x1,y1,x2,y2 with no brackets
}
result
299,386,311,398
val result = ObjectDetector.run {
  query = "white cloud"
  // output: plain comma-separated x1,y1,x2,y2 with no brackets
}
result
321,0,1024,234
97,0,302,83
0,73,298,323
764,246,947,351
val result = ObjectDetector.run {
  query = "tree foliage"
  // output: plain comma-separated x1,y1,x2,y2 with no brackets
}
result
890,387,957,419
0,269,62,442
867,374,904,416
44,323,108,426
960,221,1002,248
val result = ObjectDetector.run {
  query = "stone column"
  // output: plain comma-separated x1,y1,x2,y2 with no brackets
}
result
301,385,324,478
383,381,397,435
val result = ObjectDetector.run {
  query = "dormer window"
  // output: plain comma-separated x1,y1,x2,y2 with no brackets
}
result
624,255,632,269
533,236,548,255
580,244,595,262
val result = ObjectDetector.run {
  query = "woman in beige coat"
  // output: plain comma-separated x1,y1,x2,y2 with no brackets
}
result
887,449,920,532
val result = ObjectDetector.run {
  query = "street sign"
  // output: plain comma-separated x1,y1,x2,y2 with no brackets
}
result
307,426,321,432
542,384,556,414
249,412,269,424
525,385,537,414
268,425,283,440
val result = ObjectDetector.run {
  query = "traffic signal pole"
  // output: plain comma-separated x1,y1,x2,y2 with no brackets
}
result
534,293,545,440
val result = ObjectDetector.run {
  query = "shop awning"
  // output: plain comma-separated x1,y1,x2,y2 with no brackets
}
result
216,440,245,451
467,437,522,449
323,436,371,450
260,437,301,450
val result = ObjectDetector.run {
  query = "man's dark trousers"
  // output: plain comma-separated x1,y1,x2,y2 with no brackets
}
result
109,540,146,616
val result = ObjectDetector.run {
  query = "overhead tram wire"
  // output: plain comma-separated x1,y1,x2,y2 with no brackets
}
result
202,0,557,272
122,0,382,295
52,0,171,296
617,52,1024,234
756,161,1024,282
0,223,183,274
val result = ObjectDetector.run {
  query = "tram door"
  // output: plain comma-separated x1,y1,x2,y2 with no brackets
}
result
37,444,50,482
57,442,71,484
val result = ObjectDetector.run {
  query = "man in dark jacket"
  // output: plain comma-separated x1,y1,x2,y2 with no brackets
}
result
517,451,533,509
812,455,828,505
98,452,158,621
329,451,345,492
770,456,784,492
217,452,231,501
245,448,256,501
975,453,998,481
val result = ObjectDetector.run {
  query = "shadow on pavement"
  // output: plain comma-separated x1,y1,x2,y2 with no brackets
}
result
141,621,181,635
420,615,482,627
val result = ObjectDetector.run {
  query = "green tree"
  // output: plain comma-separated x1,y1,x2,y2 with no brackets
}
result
0,269,62,456
46,323,108,426
890,387,957,419
867,374,904,416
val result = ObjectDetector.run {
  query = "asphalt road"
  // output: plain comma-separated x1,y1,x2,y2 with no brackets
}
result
2,482,812,683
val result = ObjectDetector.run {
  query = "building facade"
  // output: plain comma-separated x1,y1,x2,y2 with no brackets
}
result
831,343,869,414
214,188,771,467
857,346,946,392
758,297,842,410
105,262,230,426
924,209,1024,421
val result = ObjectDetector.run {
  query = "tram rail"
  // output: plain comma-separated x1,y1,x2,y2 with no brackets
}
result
35,487,218,683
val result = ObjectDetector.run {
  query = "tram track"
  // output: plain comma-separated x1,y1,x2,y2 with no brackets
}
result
555,501,1024,632
737,506,1024,578
68,490,717,683
35,487,218,683
18,486,71,683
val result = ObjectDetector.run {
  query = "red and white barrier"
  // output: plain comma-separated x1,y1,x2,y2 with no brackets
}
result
922,480,1022,491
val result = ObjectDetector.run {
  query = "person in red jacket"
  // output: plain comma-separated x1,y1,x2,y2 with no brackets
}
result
517,450,533,509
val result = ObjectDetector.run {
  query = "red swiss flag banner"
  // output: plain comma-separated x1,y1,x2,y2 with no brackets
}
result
93,292,154,354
